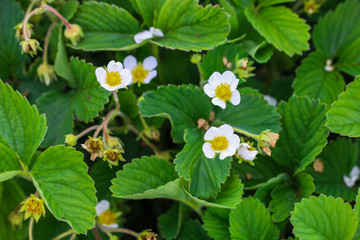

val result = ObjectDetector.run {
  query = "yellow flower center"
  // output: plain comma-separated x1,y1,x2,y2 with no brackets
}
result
210,136,229,151
24,198,44,215
105,71,122,87
132,64,149,84
215,83,232,101
105,150,120,162
98,210,117,226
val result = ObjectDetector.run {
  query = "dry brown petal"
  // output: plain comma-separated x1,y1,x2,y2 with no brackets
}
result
313,159,324,173
262,146,272,156
245,173,253,180
197,118,209,130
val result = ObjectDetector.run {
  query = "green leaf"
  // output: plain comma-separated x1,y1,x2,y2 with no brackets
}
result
253,173,287,202
203,208,231,240
153,0,230,51
0,80,46,165
242,39,273,63
293,51,345,107
229,197,279,240
244,6,310,56
313,0,360,61
327,76,360,137
30,146,97,234
138,85,211,143
354,188,360,240
272,96,329,174
0,142,21,182
178,219,210,240
269,172,314,222
175,129,231,199
0,0,27,80
135,0,157,27
72,2,141,51
307,138,358,201
199,43,248,80
89,160,118,201
291,195,358,240
37,91,74,147
257,0,295,8
118,90,139,118
0,180,27,240
214,91,280,135
110,156,236,209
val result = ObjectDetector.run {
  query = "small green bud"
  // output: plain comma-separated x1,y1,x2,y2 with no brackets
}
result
138,229,157,240
20,39,42,57
37,63,57,86
64,24,83,46
143,127,160,141
65,134,77,146
109,236,119,240
190,53,202,64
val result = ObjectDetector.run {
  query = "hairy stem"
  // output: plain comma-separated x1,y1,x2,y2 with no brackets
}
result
22,8,41,40
43,23,55,64
97,224,139,238
42,5,72,29
93,227,102,240
76,125,100,139
28,218,34,240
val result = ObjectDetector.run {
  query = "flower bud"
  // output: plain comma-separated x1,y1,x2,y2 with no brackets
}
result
235,58,255,80
81,136,103,161
64,24,83,46
65,134,77,146
143,127,160,141
258,130,279,156
190,54,202,64
304,0,320,15
19,194,45,223
37,63,57,86
235,142,258,165
20,39,42,57
14,22,33,41
8,210,23,229
138,230,157,240
105,136,123,149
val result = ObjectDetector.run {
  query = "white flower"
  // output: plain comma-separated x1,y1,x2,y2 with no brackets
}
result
324,59,334,72
202,124,240,160
237,143,258,161
124,55,157,85
134,27,164,44
95,60,132,91
343,166,360,187
203,71,241,109
264,95,277,106
96,200,119,229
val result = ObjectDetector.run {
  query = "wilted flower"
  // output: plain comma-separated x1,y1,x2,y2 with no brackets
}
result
65,134,77,146
258,130,279,156
64,24,83,46
103,148,125,167
134,27,164,44
343,166,360,187
95,60,132,91
236,142,258,165
14,22,33,41
138,230,157,240
203,71,241,109
81,136,103,161
96,200,121,229
37,62,57,86
235,58,255,80
20,39,42,57
202,124,240,160
105,136,123,149
19,194,45,223
124,56,157,85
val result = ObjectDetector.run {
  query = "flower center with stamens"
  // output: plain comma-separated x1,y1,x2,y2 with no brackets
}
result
99,210,117,226
210,136,229,151
132,64,149,84
25,198,43,215
105,71,122,87
215,83,232,101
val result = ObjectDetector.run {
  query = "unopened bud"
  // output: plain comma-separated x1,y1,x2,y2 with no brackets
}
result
37,63,57,86
138,230,157,240
65,134,77,146
304,0,320,15
64,24,83,46
235,142,258,165
190,54,202,64
235,58,255,80
20,39,42,57
258,130,279,157
8,211,23,229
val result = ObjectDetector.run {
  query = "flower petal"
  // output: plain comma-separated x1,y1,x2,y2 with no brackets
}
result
222,71,236,82
203,83,216,97
95,67,107,84
107,60,123,73
151,27,164,37
220,148,235,159
228,134,240,147
144,70,157,84
124,55,137,70
212,97,226,109
203,142,215,159
204,126,218,140
143,56,158,70
230,90,241,105
208,72,222,86
134,30,153,44
103,223,119,229
120,68,133,87
218,124,234,137
230,79,239,91
96,200,110,216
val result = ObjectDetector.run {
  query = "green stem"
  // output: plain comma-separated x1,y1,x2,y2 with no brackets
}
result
127,125,161,155
53,229,75,240
29,218,34,240
139,115,149,129
97,224,139,238
42,23,55,64
233,127,260,141
196,62,205,86
152,44,164,84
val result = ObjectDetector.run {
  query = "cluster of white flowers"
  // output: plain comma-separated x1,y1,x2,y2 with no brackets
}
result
134,27,164,44
202,124,258,161
95,57,158,91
